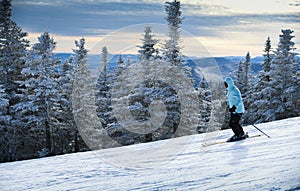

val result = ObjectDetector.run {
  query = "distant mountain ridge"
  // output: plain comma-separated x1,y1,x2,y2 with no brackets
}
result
55,53,300,80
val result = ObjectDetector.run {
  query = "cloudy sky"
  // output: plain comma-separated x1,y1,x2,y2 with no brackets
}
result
12,0,300,57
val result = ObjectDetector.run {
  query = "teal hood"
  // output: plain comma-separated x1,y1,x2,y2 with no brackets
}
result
224,77,245,114
225,77,235,88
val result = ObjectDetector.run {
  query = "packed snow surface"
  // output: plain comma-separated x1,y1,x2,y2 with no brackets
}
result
1,117,300,191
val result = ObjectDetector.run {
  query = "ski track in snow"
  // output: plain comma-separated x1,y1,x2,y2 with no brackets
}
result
1,117,300,191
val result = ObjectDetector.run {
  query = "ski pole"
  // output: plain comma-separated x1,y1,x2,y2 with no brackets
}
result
251,124,271,138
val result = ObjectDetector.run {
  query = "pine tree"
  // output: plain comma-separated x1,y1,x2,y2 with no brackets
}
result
34,32,59,155
52,56,77,153
0,84,10,162
163,0,183,66
96,49,132,147
244,38,275,124
246,29,299,124
0,85,9,126
244,76,275,124
16,32,60,157
0,0,29,161
0,0,29,101
101,46,108,84
236,61,244,90
72,37,92,152
235,52,251,96
268,29,298,120
96,47,111,128
138,26,158,61
197,77,212,133
263,37,272,74
118,54,124,65
244,52,251,92
116,54,127,75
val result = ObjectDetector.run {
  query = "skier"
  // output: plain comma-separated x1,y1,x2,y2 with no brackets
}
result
224,77,247,142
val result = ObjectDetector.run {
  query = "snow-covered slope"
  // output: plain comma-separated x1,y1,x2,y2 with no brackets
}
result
1,117,300,191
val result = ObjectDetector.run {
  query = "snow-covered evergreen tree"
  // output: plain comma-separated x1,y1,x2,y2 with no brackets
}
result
15,32,60,157
126,55,132,66
244,76,275,124
102,47,108,64
0,0,29,102
263,37,272,74
0,85,10,162
137,26,158,61
246,30,298,124
118,54,124,65
96,47,111,128
101,46,108,84
0,85,9,127
197,77,212,133
235,61,244,90
33,32,59,155
72,37,93,152
0,0,29,161
245,38,273,124
236,52,251,96
162,0,183,66
267,29,298,120
13,50,42,159
52,56,78,153
244,52,251,92
115,54,128,77
97,53,195,145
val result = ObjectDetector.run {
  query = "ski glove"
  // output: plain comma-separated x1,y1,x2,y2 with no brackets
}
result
229,105,236,113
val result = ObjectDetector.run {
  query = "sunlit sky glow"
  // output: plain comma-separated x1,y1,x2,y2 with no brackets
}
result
12,0,300,57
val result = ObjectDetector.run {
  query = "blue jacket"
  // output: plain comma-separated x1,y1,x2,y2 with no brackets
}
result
225,77,245,114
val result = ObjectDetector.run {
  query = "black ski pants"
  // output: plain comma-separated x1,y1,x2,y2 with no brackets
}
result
229,113,245,136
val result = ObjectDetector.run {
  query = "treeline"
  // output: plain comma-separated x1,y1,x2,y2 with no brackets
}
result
1,0,299,163
0,0,91,162
231,30,299,125
0,0,211,162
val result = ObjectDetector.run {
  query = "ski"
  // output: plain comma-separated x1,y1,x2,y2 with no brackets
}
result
202,134,262,147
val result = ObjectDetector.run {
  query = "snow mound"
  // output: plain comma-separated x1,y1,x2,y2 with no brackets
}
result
0,117,300,191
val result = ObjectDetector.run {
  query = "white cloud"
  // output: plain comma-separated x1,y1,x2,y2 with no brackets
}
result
12,0,300,56
12,0,63,6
